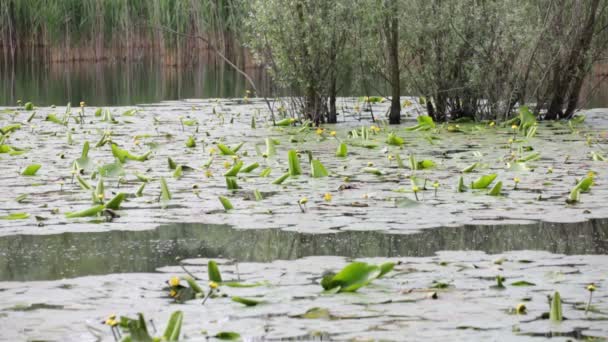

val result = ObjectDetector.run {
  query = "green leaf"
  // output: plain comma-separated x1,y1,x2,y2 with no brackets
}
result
21,164,41,176
0,123,22,134
65,205,104,218
461,162,478,173
457,176,467,192
185,136,196,148
168,157,177,170
46,114,65,125
183,276,204,294
94,178,105,204
377,262,395,278
0,212,30,220
510,280,536,286
265,138,277,157
259,167,272,177
575,176,593,193
550,291,563,321
135,182,146,197
471,174,497,189
214,332,241,340
217,143,236,156
105,193,127,210
386,133,404,146
253,189,263,201
324,262,381,293
395,154,405,168
111,144,151,163
241,162,259,173
230,142,245,153
232,296,263,307
219,196,233,211
362,167,382,176
298,307,332,319
24,102,34,110
98,162,126,177
225,176,239,190
487,181,503,196
287,150,302,176
336,143,348,157
162,311,183,341
417,160,435,169
567,187,581,204
208,260,223,282
409,154,417,170
311,159,329,178
275,117,294,126
160,177,171,209
173,165,183,179
224,161,243,177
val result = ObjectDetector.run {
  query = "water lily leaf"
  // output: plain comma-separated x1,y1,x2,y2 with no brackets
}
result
363,167,382,176
487,181,503,196
232,296,263,307
0,123,21,134
346,139,379,149
15,194,28,203
510,280,536,286
219,196,233,211
575,176,593,193
162,311,183,341
259,167,272,177
462,162,478,173
182,276,204,294
241,162,259,173
0,212,30,220
217,143,236,155
24,102,34,110
298,307,332,319
111,144,151,163
230,142,245,153
377,262,395,278
471,174,497,189
457,176,467,192
567,187,581,204
288,150,302,176
208,260,223,282
99,162,125,177
160,177,171,208
225,176,239,190
395,153,405,168
105,192,127,210
275,117,294,126
185,136,196,148
591,151,606,161
223,281,266,288
21,164,41,176
214,332,241,340
65,205,104,218
271,172,289,185
550,291,563,321
417,160,435,169
135,182,146,197
311,159,328,178
336,143,348,157
324,262,381,293
409,154,417,170
224,161,243,177
173,165,183,179
386,133,404,146
265,138,277,157
518,152,540,162
74,141,93,170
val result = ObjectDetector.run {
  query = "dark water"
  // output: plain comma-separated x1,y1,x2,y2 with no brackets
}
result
1,219,606,281
0,60,271,106
2,60,607,108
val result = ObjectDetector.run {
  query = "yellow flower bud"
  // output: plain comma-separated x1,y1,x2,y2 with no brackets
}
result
587,283,597,292
515,303,527,314
169,276,180,287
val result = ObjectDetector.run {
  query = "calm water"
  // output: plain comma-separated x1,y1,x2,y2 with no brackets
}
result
2,60,607,108
1,220,606,281
0,60,271,106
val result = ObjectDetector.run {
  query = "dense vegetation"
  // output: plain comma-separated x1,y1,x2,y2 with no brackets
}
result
2,0,608,123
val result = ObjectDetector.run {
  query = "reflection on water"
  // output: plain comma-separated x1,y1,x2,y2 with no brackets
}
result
1,219,606,281
0,60,271,106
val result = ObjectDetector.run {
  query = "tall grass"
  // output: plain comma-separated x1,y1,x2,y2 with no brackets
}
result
0,0,249,65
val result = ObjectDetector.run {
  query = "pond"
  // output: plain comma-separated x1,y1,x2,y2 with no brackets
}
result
0,92,607,339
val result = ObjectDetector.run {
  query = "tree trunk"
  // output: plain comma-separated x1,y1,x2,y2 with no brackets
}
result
385,2,401,124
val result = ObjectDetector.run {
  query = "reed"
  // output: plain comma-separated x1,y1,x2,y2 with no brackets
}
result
0,0,248,65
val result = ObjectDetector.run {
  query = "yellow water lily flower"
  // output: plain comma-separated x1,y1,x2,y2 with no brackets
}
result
223,161,231,169
169,289,177,297
299,197,308,205
80,101,86,107
330,131,336,137
169,276,180,287
489,121,495,127
514,177,520,184
412,186,420,193
205,169,213,178
511,124,519,130
515,303,527,314
209,281,219,289
323,193,332,202
587,283,596,292
588,171,596,178
209,147,217,155
316,128,324,135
